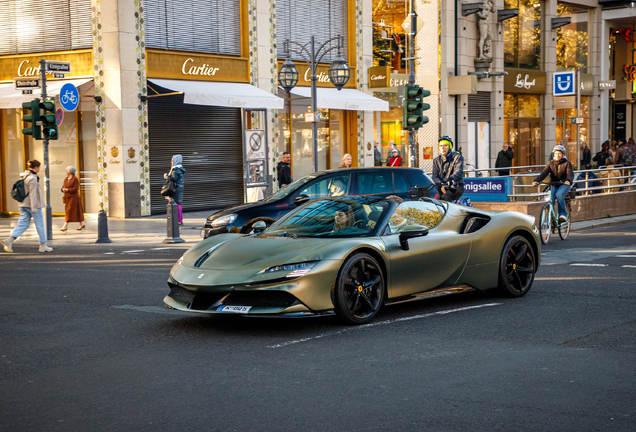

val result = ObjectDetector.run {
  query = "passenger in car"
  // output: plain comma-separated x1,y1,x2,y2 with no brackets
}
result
334,207,355,231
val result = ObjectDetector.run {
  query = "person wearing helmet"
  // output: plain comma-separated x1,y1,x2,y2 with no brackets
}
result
532,144,574,223
432,135,464,201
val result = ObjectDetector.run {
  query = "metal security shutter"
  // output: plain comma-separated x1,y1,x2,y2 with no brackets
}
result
145,0,241,55
148,93,244,215
277,0,348,62
467,92,491,122
0,0,92,55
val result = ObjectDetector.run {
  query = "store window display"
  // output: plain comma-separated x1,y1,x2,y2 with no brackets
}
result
503,0,542,69
504,94,543,167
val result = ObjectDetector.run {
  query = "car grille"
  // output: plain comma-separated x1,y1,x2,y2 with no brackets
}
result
168,284,196,305
221,291,299,309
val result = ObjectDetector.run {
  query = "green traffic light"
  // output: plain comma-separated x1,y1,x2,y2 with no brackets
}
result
22,99,42,140
39,99,58,140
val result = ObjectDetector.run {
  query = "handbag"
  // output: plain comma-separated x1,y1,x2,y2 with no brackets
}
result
161,176,176,197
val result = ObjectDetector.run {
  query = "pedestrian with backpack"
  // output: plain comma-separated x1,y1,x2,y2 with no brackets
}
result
2,160,53,253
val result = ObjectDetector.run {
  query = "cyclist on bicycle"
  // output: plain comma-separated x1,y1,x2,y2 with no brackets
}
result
432,135,464,201
532,144,574,223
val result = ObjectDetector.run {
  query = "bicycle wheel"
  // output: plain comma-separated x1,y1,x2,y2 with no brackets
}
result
539,203,552,245
558,201,571,240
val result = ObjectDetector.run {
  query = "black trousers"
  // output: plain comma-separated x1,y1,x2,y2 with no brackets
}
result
436,185,464,202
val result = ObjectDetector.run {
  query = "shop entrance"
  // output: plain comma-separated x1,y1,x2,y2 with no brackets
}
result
466,121,490,175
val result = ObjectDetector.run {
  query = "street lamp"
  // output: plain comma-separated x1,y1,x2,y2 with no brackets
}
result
278,35,350,172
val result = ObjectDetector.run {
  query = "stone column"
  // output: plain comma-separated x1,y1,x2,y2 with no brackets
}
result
543,0,558,163
361,0,375,168
588,6,603,153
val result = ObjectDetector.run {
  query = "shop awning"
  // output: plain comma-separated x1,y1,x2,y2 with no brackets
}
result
149,79,284,110
0,78,93,109
289,87,389,112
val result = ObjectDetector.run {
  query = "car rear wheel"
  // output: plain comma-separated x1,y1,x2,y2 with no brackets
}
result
334,253,385,325
496,235,536,298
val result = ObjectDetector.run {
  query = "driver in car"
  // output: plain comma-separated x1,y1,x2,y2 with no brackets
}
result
330,179,347,196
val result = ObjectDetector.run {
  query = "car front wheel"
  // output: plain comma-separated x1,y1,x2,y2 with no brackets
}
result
496,235,536,297
334,253,385,325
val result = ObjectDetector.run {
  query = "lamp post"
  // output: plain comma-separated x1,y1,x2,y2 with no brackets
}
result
277,35,350,172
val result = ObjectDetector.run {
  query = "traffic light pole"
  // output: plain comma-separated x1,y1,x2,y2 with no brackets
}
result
408,0,417,168
39,59,52,242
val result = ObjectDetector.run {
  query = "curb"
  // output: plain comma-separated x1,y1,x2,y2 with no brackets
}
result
571,215,636,232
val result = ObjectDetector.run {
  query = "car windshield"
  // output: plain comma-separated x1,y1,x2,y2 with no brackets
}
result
264,175,317,202
264,198,389,238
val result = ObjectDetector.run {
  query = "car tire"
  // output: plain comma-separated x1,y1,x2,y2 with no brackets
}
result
334,252,385,325
496,235,536,298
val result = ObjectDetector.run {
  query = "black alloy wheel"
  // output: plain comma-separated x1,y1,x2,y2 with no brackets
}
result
558,201,571,240
539,203,552,245
334,253,385,325
496,235,536,297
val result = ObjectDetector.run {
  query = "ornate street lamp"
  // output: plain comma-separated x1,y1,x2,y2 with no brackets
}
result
277,35,350,172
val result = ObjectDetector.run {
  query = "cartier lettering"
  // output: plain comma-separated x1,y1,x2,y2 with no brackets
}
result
304,69,331,83
370,75,386,81
182,58,219,76
514,74,535,89
17,60,53,77
228,98,246,107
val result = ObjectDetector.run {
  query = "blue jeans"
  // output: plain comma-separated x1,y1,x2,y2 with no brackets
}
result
550,184,571,219
11,208,47,243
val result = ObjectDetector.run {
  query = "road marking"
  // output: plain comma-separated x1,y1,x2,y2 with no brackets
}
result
113,305,185,315
104,252,114,255
268,303,502,349
570,263,607,267
616,255,636,258
622,265,636,268
122,250,145,253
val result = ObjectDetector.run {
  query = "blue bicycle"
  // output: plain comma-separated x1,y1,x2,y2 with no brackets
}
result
538,184,572,245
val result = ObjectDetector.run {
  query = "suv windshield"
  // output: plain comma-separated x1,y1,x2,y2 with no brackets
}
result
264,175,316,202
264,198,389,238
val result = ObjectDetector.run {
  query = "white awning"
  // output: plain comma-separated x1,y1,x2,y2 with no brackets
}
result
149,79,284,110
0,78,93,109
289,87,389,112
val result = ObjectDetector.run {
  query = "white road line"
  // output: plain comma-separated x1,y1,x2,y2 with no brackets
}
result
570,263,607,267
541,263,558,266
122,250,145,253
616,255,636,258
622,265,636,268
104,252,114,255
113,305,184,315
268,303,502,349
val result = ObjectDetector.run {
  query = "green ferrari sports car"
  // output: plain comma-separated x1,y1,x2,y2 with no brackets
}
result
165,196,540,324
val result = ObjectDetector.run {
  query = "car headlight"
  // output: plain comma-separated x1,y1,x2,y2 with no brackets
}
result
262,261,319,278
172,255,184,271
211,214,237,227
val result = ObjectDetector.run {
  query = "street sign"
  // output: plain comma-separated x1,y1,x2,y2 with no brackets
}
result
553,71,576,96
59,83,79,111
45,61,72,74
571,117,584,124
304,112,316,123
53,73,65,79
14,77,41,90
402,15,425,34
598,80,616,90
56,108,64,126
22,90,33,95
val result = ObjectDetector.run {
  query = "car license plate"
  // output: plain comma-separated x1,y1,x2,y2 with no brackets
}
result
217,305,251,313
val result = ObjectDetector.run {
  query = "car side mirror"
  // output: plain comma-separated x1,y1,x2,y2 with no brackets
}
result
398,225,429,251
293,194,310,206
252,221,267,233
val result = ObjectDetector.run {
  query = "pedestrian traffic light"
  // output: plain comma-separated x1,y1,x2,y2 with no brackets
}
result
39,99,58,140
22,99,42,140
415,89,431,131
402,84,423,131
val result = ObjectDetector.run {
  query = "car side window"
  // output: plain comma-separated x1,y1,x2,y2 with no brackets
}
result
299,174,351,198
393,173,410,193
357,171,392,195
384,201,446,235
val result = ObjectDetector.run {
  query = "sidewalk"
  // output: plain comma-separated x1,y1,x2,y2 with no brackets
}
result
1,210,635,250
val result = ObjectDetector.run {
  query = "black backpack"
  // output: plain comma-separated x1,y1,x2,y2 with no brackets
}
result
11,177,29,202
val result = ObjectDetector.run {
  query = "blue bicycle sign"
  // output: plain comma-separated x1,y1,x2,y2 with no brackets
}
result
60,83,79,111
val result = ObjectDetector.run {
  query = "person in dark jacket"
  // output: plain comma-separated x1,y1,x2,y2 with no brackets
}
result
495,142,514,176
277,152,292,188
532,144,573,223
580,143,591,169
593,141,611,168
164,154,185,225
432,135,464,201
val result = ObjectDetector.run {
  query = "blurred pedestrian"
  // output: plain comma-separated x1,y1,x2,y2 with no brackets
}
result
387,149,403,167
60,166,84,232
389,141,401,158
339,153,353,169
495,142,514,176
164,154,185,226
2,160,53,253
614,138,627,165
277,152,292,188
597,157,622,193
580,143,591,170
373,142,382,166
593,141,611,168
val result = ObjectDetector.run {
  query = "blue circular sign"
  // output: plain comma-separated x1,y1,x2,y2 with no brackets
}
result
60,83,79,111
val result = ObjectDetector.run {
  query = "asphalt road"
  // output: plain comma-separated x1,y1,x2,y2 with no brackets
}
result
1,223,635,432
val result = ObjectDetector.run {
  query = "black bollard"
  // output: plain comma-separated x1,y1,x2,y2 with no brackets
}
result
163,200,184,244
95,209,112,243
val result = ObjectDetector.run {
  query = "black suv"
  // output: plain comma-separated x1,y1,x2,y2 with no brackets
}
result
201,167,433,239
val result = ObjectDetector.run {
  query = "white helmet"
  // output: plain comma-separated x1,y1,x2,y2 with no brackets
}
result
553,144,566,153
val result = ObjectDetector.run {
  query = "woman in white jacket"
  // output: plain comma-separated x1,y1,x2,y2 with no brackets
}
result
2,160,53,253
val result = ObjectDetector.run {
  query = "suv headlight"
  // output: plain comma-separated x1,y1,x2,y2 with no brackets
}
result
262,261,319,278
211,214,237,227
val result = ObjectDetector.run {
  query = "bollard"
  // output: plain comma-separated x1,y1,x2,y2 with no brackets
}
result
163,200,184,244
95,209,112,243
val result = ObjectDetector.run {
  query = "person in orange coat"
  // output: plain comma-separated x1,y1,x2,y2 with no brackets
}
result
60,166,85,231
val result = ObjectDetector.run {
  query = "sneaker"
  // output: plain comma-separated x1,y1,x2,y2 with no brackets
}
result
39,243,53,253
2,237,14,253
559,215,567,223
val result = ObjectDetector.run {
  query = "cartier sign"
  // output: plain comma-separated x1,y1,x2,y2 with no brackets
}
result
504,68,546,94
182,58,219,76
368,66,390,88
146,49,249,83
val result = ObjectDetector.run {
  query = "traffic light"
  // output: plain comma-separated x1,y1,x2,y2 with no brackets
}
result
39,99,58,140
416,89,431,131
402,84,423,131
22,99,42,140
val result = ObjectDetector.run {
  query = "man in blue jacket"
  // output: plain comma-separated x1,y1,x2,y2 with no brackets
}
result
432,135,464,201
